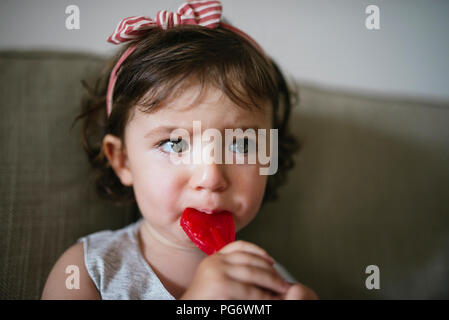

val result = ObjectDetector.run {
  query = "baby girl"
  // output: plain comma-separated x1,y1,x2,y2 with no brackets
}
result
42,0,317,300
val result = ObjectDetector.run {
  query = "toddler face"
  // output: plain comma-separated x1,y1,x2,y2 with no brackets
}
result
122,83,273,250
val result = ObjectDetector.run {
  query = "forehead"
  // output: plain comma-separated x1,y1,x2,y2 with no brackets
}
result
129,83,273,131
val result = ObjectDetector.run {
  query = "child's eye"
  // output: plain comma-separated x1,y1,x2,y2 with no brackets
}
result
229,137,255,154
159,139,189,154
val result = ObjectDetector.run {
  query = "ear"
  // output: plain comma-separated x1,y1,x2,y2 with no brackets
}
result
102,134,133,186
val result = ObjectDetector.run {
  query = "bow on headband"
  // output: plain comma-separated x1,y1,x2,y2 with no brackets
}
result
108,0,223,44
106,0,267,117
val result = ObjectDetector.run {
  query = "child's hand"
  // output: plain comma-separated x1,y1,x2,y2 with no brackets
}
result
180,240,290,300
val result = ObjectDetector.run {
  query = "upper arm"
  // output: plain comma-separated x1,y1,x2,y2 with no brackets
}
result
41,241,101,300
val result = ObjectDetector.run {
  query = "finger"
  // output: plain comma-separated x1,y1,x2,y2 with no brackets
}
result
225,277,281,300
219,240,274,264
225,264,289,295
224,251,275,269
284,283,319,300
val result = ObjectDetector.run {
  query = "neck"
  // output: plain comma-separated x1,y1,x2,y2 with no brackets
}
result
137,219,206,299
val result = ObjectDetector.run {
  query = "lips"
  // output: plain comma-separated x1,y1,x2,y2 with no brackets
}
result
180,207,235,255
196,208,228,215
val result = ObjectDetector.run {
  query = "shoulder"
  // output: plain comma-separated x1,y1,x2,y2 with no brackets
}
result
78,222,141,275
80,222,138,253
41,241,101,300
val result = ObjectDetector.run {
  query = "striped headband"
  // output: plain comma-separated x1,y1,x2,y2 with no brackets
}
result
105,0,268,117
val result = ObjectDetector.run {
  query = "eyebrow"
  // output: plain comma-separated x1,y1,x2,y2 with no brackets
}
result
144,125,262,139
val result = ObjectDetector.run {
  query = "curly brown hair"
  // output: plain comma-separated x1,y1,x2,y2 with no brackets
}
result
74,24,300,206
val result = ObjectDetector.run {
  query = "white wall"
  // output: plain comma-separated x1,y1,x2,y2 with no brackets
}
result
0,0,448,102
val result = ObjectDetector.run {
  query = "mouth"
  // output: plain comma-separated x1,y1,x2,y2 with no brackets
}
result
194,208,230,215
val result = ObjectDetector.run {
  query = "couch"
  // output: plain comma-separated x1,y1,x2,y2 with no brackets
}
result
1,51,448,299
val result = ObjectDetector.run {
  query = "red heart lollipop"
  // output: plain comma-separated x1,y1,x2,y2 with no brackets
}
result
180,207,235,255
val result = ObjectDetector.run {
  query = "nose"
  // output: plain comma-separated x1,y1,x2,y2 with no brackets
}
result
190,162,229,193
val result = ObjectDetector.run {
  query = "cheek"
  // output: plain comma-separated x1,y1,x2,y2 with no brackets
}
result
230,164,268,231
130,153,186,223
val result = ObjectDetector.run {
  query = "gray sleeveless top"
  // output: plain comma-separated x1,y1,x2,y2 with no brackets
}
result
78,219,296,300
